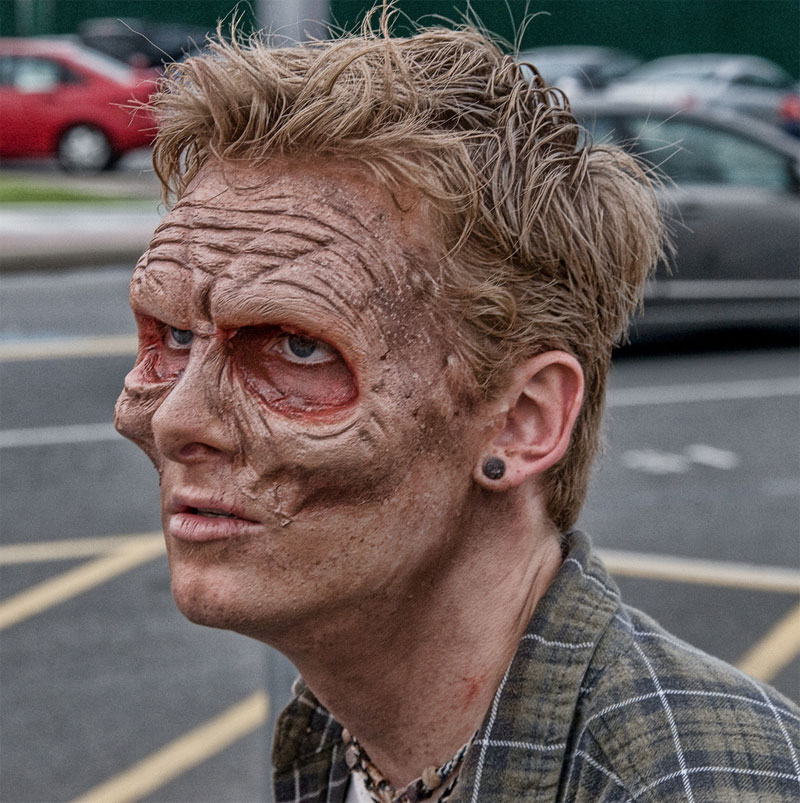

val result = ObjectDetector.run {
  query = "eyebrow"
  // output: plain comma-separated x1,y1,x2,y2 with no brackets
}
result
131,252,383,348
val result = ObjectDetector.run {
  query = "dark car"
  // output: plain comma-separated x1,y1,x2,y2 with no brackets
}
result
515,45,641,98
0,37,157,172
77,17,209,69
573,100,800,337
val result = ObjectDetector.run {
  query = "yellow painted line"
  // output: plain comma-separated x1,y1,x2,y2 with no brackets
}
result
72,690,269,803
599,549,800,594
0,539,165,630
0,533,162,565
4,534,796,592
0,334,138,362
736,600,800,683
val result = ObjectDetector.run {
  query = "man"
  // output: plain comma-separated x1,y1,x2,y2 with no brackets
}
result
115,13,800,803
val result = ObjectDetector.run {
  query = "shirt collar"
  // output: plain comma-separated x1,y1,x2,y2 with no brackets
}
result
272,531,621,803
453,530,620,801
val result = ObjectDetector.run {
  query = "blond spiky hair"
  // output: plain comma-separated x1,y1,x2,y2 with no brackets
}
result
149,6,664,532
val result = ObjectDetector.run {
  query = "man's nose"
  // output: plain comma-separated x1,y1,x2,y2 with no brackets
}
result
150,344,236,464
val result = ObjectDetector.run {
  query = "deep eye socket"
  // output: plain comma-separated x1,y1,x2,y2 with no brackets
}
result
273,332,337,365
223,324,358,416
167,327,194,349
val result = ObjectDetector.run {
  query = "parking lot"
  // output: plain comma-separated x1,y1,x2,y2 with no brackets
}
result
0,260,797,802
0,0,798,795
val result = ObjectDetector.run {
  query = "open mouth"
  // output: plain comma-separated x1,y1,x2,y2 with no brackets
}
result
187,507,238,519
169,499,259,541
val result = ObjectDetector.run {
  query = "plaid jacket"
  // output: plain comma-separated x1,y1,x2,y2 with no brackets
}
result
273,531,800,801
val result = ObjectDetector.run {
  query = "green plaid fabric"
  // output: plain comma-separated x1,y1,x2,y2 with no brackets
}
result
273,531,800,802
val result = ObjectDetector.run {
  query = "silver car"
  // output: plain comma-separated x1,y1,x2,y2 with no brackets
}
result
573,101,800,337
603,54,800,134
515,45,641,99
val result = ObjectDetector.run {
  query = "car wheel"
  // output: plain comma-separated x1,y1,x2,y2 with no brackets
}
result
57,125,114,173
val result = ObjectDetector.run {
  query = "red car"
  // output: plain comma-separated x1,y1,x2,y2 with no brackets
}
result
0,38,157,172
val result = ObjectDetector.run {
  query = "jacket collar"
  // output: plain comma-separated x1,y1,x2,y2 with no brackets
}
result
272,531,621,803
451,530,620,801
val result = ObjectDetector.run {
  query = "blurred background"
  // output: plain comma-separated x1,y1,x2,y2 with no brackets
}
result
1,1,798,801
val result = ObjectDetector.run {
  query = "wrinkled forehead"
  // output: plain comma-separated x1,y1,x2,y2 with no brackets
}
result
131,159,439,324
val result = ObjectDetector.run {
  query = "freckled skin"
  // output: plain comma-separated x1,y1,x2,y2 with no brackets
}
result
114,158,482,642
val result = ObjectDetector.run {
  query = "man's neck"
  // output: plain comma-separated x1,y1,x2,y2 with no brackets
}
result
272,495,564,790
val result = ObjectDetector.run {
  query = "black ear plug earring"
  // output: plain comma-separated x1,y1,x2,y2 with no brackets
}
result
482,457,505,480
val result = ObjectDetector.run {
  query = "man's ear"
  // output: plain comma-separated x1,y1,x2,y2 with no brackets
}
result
473,351,584,491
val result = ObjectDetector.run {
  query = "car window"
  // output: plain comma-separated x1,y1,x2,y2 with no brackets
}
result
577,114,626,147
71,47,135,83
630,118,792,190
0,56,14,87
732,71,793,89
625,64,719,82
13,57,63,92
599,59,639,82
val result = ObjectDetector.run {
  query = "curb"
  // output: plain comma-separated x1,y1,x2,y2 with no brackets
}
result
1,247,147,273
0,201,160,274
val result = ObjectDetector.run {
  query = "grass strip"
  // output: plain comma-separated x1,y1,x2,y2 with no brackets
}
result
0,177,137,203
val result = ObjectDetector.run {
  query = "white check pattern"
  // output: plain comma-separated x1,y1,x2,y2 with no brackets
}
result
272,531,800,802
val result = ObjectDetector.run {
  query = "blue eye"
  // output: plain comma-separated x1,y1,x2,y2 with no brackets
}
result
168,327,193,348
287,335,318,358
275,332,337,365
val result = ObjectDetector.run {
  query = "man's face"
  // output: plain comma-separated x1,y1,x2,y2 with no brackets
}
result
115,159,484,645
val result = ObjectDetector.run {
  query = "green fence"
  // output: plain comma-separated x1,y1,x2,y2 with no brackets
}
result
331,1,799,76
1,1,797,76
0,0,254,36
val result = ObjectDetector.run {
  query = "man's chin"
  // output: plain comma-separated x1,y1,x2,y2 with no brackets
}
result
167,562,302,643
170,569,240,629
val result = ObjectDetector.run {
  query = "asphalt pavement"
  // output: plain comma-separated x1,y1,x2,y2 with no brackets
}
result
1,160,799,802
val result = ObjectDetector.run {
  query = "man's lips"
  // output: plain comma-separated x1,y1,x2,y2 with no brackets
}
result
167,493,260,542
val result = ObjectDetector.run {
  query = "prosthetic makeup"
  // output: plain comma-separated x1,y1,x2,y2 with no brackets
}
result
114,159,485,644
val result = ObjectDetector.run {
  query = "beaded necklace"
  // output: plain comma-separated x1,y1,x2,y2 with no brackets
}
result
342,728,475,803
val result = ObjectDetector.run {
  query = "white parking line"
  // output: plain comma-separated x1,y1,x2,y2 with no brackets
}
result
607,377,800,407
0,422,120,449
1,334,797,407
0,334,137,362
621,444,743,475
0,373,797,450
